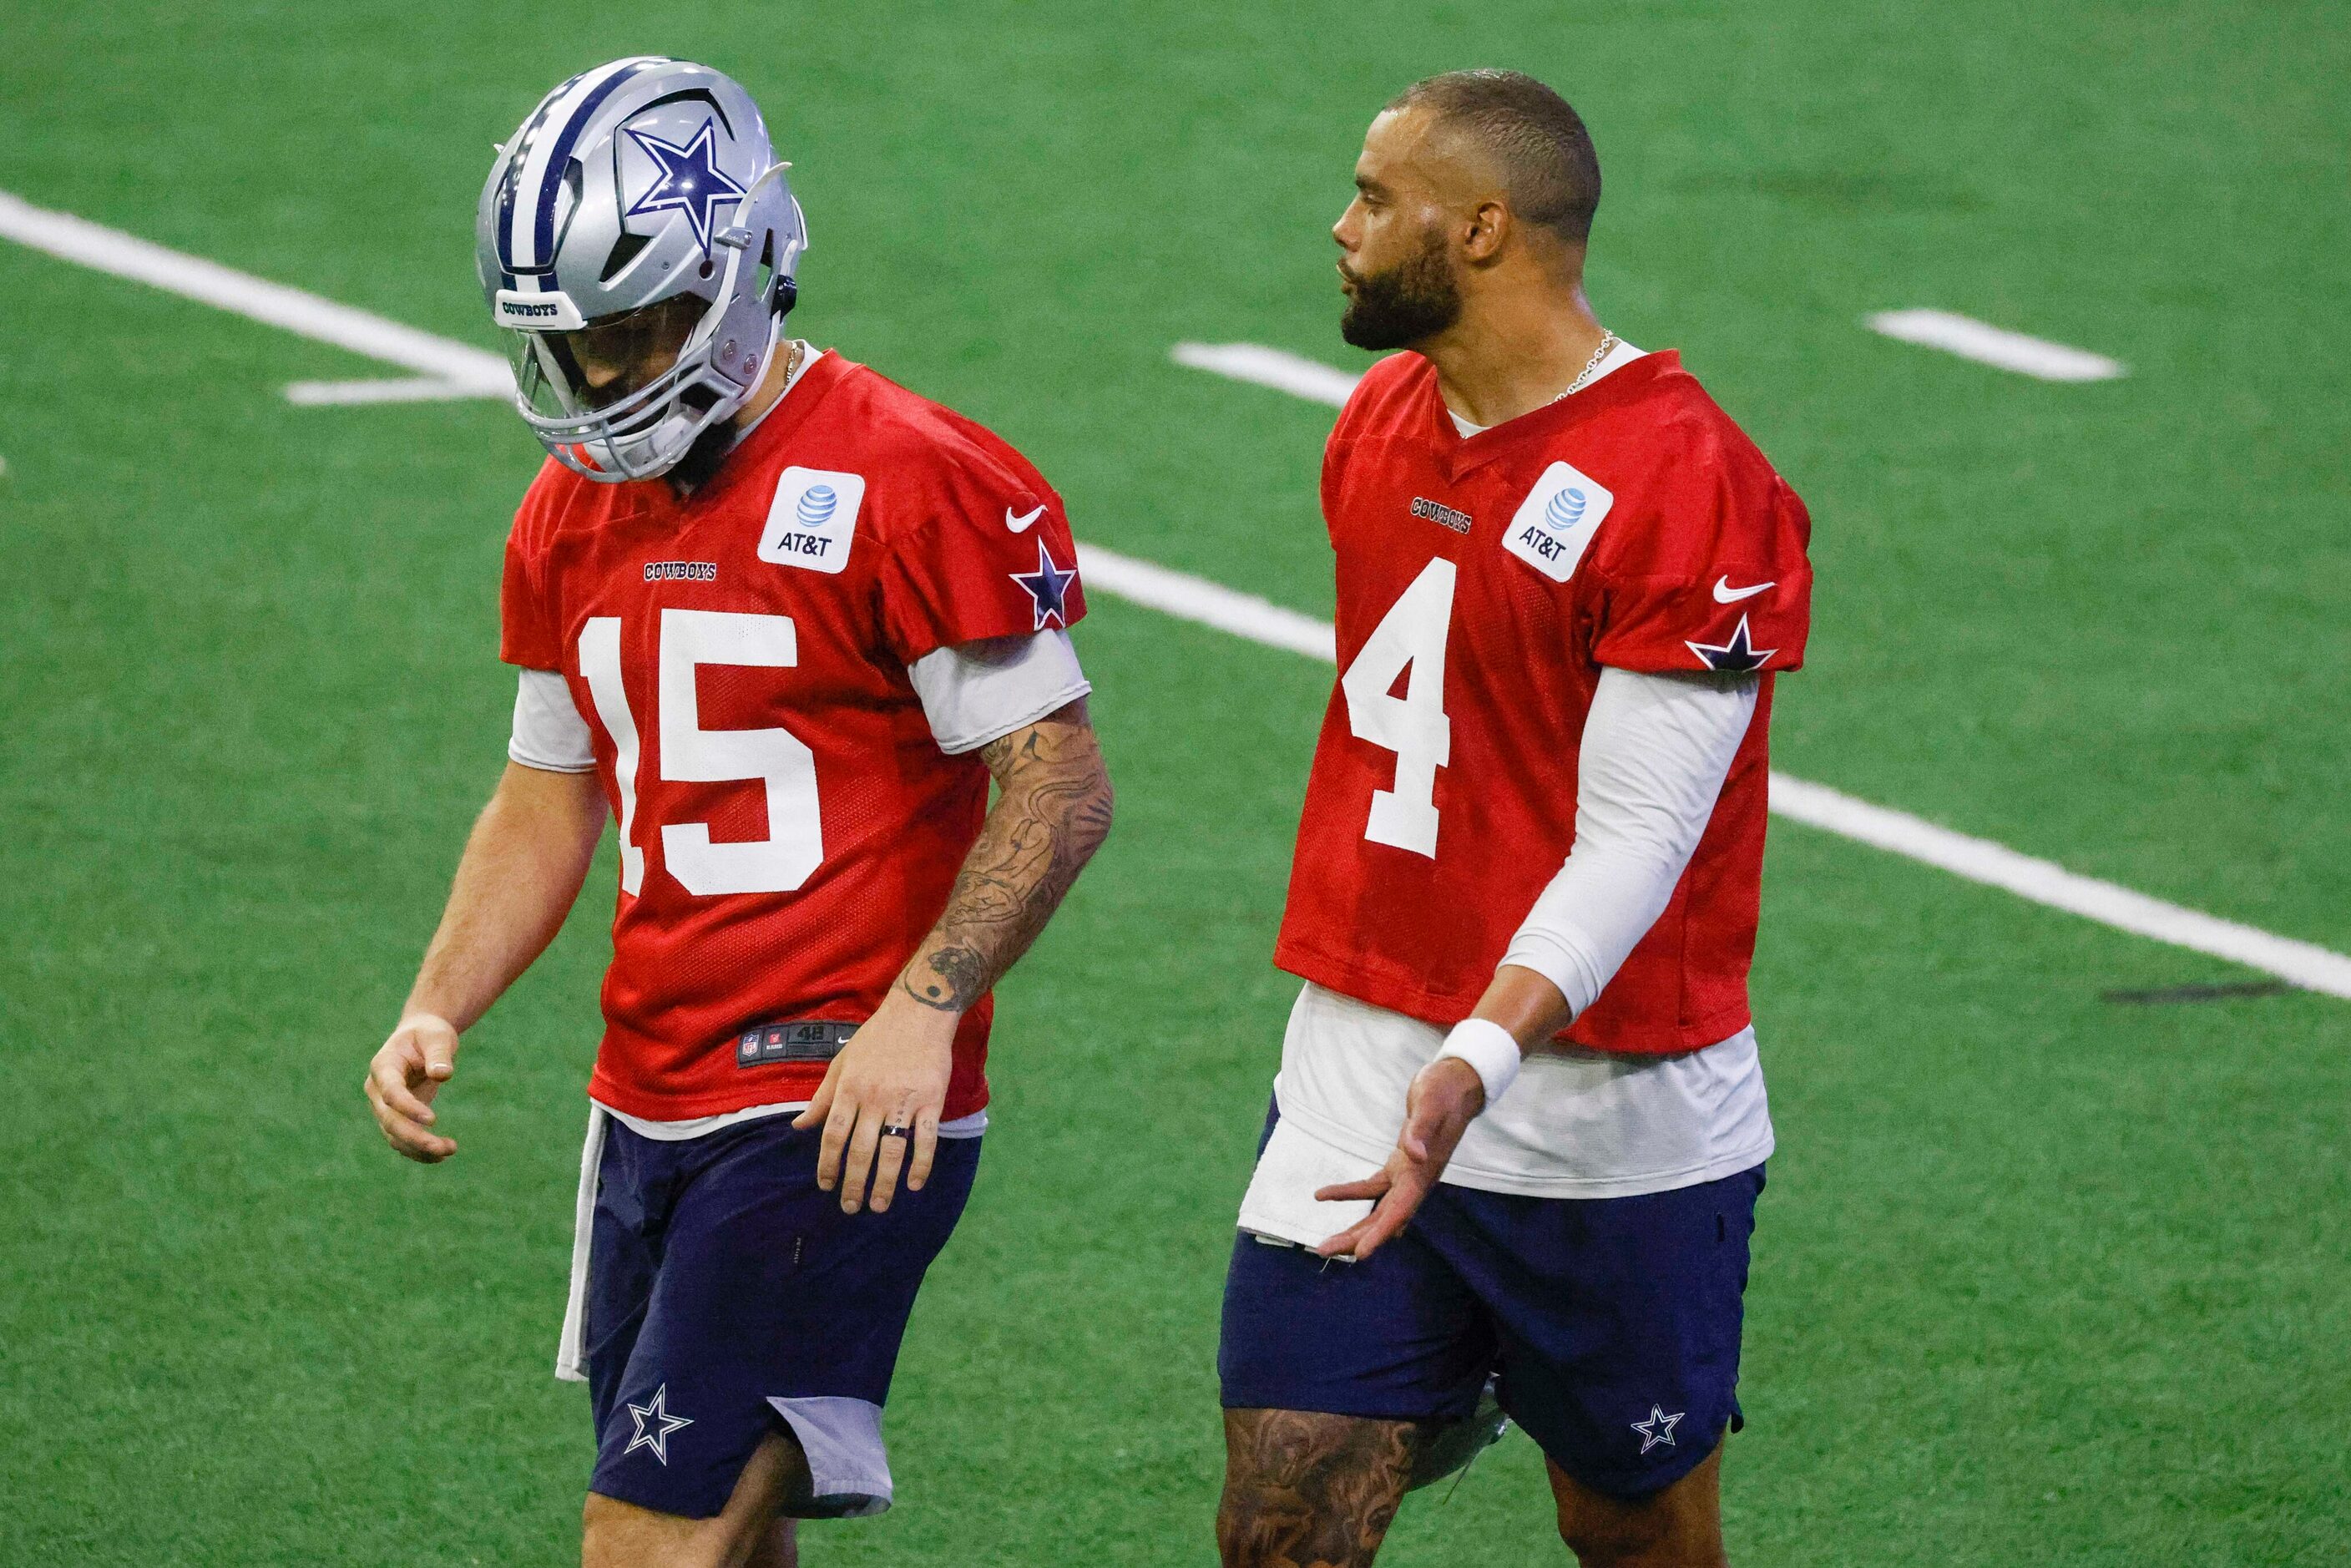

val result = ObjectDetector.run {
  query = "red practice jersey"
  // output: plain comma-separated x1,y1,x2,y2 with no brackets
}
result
500,352,1088,1120
1275,350,1813,1054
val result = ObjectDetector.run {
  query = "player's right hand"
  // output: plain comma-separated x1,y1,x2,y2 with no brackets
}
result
1311,1055,1486,1261
365,1014,462,1163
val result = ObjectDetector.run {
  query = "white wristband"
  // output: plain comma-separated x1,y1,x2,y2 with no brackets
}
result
1434,1018,1523,1105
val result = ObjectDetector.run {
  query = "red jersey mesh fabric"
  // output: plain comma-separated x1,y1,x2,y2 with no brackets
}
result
1275,350,1813,1054
498,352,1087,1118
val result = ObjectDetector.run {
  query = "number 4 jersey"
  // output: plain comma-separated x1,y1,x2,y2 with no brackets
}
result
499,350,1088,1121
1274,348,1813,1054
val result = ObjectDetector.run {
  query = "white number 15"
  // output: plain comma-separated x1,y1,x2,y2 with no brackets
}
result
577,609,824,898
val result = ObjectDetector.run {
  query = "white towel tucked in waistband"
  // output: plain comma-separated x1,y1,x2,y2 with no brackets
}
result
1236,1113,1380,1253
555,1102,608,1383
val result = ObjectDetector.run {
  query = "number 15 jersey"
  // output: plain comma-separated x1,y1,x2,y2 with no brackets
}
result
1274,349,1813,1055
499,351,1088,1121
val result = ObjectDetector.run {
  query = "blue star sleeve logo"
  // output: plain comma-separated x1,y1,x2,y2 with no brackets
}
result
1010,540,1077,630
1686,613,1776,672
624,121,748,252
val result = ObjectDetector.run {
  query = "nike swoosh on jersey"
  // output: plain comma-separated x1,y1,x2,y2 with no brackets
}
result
1711,575,1775,603
1005,504,1045,534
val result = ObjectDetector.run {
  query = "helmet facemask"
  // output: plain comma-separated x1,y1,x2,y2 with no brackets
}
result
503,227,783,482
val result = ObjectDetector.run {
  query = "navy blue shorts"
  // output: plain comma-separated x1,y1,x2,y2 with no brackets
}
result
579,1109,980,1520
1219,1102,1762,1498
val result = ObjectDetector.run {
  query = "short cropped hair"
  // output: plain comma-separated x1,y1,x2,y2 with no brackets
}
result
1388,69,1602,245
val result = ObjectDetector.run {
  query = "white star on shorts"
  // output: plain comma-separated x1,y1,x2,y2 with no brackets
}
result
1631,1404,1683,1454
625,1383,694,1464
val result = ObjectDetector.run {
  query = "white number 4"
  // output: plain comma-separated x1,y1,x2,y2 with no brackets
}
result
1340,558,1455,857
577,609,824,898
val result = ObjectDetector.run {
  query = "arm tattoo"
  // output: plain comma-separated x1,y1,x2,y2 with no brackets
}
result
1216,1409,1423,1568
897,705,1113,1012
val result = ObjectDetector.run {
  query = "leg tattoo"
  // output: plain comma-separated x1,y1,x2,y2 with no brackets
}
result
1217,1409,1426,1568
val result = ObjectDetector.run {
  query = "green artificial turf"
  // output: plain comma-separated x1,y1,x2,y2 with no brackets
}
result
1,2,2345,1562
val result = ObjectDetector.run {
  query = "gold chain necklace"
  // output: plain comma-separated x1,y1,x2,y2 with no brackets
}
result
1556,330,1620,401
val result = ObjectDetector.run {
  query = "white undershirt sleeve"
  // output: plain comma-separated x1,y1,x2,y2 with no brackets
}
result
1499,666,1760,1016
509,667,598,773
906,629,1091,754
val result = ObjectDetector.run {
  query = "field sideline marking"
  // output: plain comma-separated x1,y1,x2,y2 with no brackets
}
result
1865,309,2125,382
1170,341,1360,407
1169,341,2351,998
0,190,510,404
1,191,2335,997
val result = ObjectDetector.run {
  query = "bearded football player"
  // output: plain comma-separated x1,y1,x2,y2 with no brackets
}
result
1216,72,1813,1568
360,58,1111,1568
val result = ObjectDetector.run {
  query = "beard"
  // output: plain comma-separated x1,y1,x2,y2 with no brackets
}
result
665,413,737,492
1339,230,1463,350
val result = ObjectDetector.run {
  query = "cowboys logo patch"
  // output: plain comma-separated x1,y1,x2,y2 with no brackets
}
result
624,1383,694,1464
1010,540,1077,630
1686,614,1776,672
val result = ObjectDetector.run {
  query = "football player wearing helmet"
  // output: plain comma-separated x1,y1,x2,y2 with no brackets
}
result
1216,73,1813,1567
361,58,1113,1568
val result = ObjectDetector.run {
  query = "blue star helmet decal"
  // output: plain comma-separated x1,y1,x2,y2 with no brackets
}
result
1686,614,1776,673
624,121,748,252
1010,540,1077,630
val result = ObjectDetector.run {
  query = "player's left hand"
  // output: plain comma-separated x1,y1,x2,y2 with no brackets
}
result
1312,1056,1487,1261
793,989,955,1216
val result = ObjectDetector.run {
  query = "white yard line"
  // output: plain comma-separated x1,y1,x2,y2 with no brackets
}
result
1077,543,1337,661
1170,338,2348,997
283,376,508,407
0,189,510,402
1769,777,2351,995
0,186,2328,996
1865,309,2125,382
1171,341,1358,407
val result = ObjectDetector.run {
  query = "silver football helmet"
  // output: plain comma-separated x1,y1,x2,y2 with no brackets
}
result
475,58,808,481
